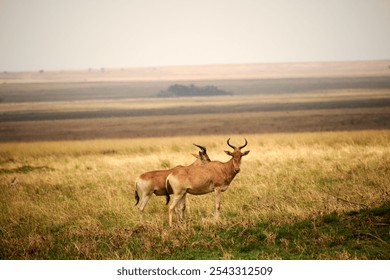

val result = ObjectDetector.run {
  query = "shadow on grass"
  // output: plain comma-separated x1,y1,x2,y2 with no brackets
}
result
0,165,54,174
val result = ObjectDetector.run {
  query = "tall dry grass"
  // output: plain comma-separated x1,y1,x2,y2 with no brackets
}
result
0,130,389,259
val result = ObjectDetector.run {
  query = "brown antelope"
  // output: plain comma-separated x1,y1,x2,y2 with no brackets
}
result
134,144,210,219
166,138,249,226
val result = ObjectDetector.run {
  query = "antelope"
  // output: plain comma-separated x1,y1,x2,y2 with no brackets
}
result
166,138,250,226
134,144,210,219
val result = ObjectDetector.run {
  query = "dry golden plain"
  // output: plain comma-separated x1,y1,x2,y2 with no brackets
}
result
1,88,390,141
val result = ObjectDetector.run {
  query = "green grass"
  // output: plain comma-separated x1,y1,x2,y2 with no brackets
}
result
1,204,388,259
0,130,389,259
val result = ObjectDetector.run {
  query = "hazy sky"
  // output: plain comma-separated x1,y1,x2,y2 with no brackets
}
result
1,0,390,72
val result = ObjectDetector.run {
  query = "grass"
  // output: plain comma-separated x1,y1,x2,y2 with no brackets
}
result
0,130,389,259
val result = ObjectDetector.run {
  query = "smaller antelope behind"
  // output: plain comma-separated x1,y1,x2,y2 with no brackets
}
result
166,138,250,226
134,144,210,220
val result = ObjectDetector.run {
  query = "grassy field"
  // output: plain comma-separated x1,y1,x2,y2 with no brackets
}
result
1,131,389,259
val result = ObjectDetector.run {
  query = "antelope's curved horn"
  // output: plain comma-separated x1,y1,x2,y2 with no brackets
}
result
227,138,236,149
193,143,206,152
239,138,248,150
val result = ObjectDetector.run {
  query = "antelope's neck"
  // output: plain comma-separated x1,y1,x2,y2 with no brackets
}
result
224,159,237,183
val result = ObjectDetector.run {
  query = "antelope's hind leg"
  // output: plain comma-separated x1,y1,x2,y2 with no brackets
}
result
176,193,187,224
138,192,152,222
169,191,186,227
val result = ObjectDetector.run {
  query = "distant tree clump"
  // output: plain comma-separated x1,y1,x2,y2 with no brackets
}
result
158,84,232,97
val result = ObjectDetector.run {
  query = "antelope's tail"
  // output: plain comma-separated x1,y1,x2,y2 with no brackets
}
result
165,192,170,205
134,182,140,206
165,175,172,205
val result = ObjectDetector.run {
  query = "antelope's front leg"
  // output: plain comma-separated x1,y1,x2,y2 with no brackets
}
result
214,187,221,220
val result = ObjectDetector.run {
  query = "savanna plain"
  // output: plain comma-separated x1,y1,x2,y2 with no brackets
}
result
0,62,389,259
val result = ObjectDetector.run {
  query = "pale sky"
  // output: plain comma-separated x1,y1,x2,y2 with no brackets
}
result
1,0,390,72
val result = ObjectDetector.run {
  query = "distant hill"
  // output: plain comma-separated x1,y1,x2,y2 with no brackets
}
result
157,84,232,97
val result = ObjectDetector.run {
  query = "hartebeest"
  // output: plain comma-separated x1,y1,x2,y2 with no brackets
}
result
134,144,210,219
166,138,249,226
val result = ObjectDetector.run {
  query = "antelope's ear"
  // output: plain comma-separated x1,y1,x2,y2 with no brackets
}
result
241,150,250,156
191,153,200,159
225,150,233,156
